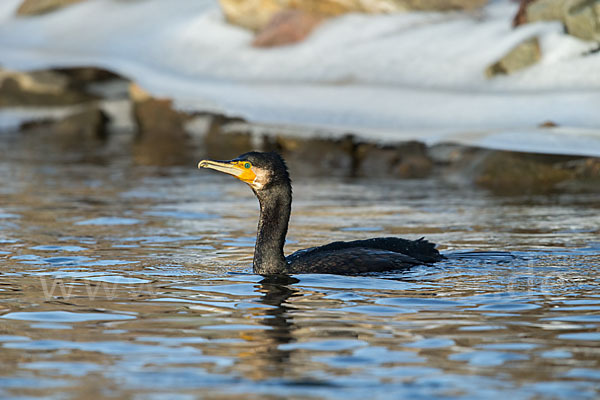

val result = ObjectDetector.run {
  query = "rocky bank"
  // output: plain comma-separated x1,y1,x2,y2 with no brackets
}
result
1,0,599,193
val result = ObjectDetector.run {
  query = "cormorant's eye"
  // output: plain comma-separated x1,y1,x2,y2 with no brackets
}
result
244,162,251,169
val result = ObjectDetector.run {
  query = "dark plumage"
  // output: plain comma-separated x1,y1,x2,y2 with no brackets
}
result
199,151,443,275
285,237,440,274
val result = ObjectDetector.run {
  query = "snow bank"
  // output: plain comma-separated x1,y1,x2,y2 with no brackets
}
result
0,0,599,156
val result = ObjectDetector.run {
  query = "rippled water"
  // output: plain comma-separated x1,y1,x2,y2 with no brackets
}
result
1,137,599,399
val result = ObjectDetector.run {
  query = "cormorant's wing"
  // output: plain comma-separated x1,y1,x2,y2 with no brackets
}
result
287,237,442,266
286,246,424,275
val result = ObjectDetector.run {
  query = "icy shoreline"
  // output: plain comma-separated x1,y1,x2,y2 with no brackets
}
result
0,0,599,156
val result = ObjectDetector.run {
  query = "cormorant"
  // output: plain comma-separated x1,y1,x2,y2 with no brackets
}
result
198,151,443,275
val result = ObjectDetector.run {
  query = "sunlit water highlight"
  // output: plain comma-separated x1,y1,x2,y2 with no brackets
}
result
0,140,599,399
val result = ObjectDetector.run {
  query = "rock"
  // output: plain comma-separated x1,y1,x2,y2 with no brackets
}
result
18,105,111,164
264,136,432,178
203,115,253,159
20,106,109,149
16,0,84,16
59,67,130,101
54,107,109,141
393,142,434,178
130,84,190,136
514,0,600,42
129,82,152,103
524,0,568,23
486,37,541,77
219,0,485,31
54,67,121,87
0,68,95,107
475,151,578,194
356,141,433,178
554,157,600,192
129,83,194,166
539,120,559,127
564,0,600,41
267,134,355,177
355,145,399,177
573,157,600,179
403,0,486,11
513,0,536,26
428,143,479,165
219,0,283,31
253,9,323,47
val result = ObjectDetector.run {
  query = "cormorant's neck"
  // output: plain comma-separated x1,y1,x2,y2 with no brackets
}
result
253,183,291,275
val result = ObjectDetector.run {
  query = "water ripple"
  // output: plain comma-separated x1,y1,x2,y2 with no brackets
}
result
1,311,136,323
76,217,142,225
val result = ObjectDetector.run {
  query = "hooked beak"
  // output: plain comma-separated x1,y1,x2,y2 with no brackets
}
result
198,159,256,184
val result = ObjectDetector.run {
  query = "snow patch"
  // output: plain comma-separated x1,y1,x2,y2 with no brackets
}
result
0,0,599,156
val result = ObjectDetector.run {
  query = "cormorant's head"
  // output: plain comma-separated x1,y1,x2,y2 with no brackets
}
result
198,151,290,191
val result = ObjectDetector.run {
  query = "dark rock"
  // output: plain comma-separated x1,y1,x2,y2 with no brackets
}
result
130,84,194,166
253,9,323,47
53,67,122,88
20,106,109,151
573,157,600,178
266,135,355,177
133,98,189,137
55,107,109,141
475,151,581,194
429,143,481,166
0,69,95,107
394,148,434,179
356,141,433,178
19,118,54,131
356,145,399,178
203,115,253,159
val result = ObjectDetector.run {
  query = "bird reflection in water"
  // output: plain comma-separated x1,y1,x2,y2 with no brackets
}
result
237,275,301,380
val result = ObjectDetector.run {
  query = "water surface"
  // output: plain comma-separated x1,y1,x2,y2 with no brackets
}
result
1,138,599,399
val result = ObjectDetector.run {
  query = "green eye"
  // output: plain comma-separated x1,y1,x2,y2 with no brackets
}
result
244,162,251,169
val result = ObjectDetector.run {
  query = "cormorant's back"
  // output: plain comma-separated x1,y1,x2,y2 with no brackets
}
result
286,237,443,274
